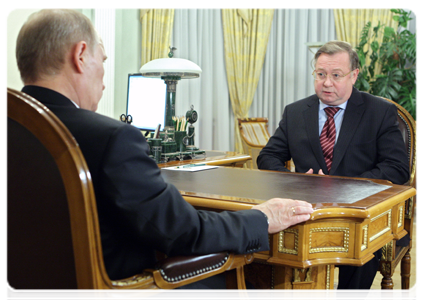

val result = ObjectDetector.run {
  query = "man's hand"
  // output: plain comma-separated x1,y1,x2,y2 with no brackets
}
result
252,198,314,234
306,168,325,175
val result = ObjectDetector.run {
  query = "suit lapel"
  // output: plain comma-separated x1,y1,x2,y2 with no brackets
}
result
303,96,328,172
330,88,365,174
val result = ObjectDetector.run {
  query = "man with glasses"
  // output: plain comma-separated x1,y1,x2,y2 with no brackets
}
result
257,40,409,289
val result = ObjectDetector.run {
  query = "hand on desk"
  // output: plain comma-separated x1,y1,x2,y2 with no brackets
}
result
306,168,325,175
252,198,314,234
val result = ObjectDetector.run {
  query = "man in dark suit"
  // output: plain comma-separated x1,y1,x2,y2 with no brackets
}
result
257,40,410,289
15,9,314,286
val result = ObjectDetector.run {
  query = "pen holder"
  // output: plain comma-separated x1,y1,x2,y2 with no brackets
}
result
160,128,175,142
149,138,162,163
175,131,187,152
162,141,177,154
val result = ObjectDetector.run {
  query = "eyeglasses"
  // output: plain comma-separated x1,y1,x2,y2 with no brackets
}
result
312,69,355,82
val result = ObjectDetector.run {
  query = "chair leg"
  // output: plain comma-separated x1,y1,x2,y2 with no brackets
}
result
226,267,250,300
400,250,411,289
381,275,394,289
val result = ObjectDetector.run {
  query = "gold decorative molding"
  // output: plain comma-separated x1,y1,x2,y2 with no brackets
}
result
294,268,312,282
279,228,299,255
381,240,394,261
369,209,392,242
361,225,368,251
406,197,414,220
380,240,394,274
326,265,331,289
111,273,152,286
398,205,404,228
309,227,349,254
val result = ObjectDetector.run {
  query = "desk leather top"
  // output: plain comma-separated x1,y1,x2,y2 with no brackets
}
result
161,167,411,209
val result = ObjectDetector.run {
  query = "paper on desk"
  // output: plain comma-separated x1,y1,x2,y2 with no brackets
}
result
163,165,218,172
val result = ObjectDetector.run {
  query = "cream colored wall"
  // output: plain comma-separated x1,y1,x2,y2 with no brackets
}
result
7,9,141,120
7,9,39,90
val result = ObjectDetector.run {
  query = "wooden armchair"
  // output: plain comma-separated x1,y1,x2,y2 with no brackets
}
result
378,97,416,289
238,118,292,170
7,88,253,289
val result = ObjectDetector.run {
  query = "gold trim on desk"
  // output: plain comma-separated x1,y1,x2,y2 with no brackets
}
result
158,150,251,168
162,168,415,265
161,167,416,289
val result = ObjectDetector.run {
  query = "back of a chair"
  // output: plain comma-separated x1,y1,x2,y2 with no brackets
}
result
7,88,107,289
381,97,416,232
238,118,271,169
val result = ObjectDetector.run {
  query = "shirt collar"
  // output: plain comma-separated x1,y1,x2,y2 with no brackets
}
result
319,99,348,111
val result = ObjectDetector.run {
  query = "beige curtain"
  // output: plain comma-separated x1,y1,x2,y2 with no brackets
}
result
222,9,274,153
334,9,398,71
140,9,175,66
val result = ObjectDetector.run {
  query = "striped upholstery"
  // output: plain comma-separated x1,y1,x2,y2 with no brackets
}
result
242,122,271,147
238,118,270,169
237,118,294,170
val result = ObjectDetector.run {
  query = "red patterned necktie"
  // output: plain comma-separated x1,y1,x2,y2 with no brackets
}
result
320,107,340,173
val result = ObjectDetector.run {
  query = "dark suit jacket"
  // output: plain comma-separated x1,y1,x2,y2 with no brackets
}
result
257,88,409,185
22,86,269,280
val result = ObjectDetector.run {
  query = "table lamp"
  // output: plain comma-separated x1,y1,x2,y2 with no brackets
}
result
139,47,202,133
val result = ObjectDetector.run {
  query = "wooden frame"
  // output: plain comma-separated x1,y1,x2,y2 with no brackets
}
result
378,97,417,289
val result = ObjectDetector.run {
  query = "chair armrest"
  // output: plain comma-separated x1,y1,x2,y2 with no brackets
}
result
155,252,230,283
152,252,253,289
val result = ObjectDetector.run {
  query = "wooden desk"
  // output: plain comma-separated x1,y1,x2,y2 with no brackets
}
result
158,150,251,168
161,167,416,289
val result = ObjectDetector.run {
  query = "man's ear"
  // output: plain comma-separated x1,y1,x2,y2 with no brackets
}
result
72,41,89,74
351,68,359,85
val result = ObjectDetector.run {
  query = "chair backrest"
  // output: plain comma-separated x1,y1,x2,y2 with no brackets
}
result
7,88,108,289
380,97,416,235
238,118,271,169
381,97,416,189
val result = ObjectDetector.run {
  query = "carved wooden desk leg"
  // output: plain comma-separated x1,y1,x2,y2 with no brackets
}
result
380,241,394,289
401,250,411,289
381,274,394,289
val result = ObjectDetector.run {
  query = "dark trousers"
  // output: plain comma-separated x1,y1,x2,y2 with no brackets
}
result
336,250,382,300
148,273,257,300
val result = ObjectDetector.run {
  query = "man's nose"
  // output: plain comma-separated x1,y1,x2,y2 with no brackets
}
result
323,75,333,86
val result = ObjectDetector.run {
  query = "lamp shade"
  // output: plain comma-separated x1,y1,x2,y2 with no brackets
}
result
139,58,202,79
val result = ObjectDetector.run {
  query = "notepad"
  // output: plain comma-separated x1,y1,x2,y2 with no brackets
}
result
163,165,218,172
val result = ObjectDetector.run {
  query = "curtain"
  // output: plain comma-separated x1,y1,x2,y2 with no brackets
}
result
168,9,336,152
250,9,337,136
221,9,274,153
140,9,174,66
172,9,233,151
334,9,397,49
333,9,398,74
